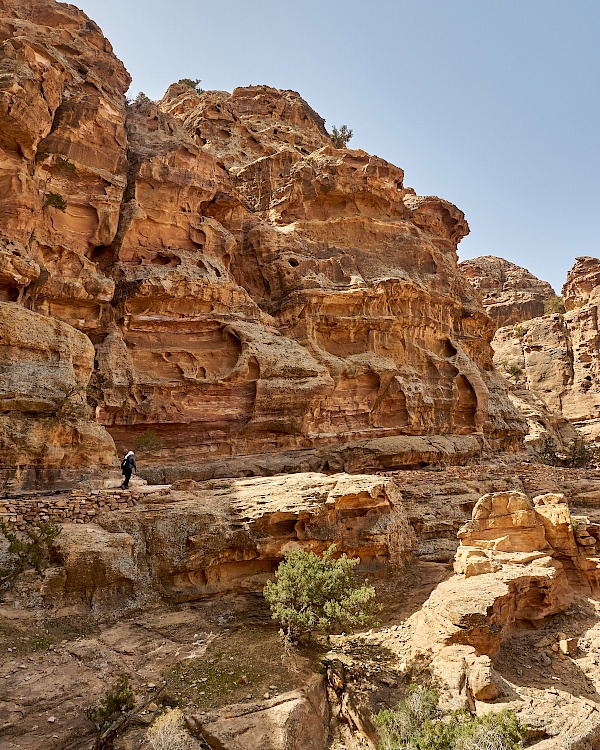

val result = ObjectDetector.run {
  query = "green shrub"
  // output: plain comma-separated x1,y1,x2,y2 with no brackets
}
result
85,675,139,749
538,434,597,468
0,520,61,583
44,192,67,211
538,435,561,466
263,545,379,641
134,91,151,105
178,78,204,93
330,124,353,148
504,362,525,382
564,435,597,468
54,156,76,176
375,685,442,748
86,674,135,730
544,295,566,315
375,684,527,749
133,428,162,452
30,634,53,651
453,710,527,750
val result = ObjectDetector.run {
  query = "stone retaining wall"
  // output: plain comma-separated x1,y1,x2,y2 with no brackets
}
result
0,489,155,528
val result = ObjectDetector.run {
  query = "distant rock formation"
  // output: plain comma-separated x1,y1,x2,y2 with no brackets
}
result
0,0,525,487
459,255,556,328
494,257,600,440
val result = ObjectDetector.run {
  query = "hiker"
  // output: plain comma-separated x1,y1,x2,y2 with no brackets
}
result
120,450,136,489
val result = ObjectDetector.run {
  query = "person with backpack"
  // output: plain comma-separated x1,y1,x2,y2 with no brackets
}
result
120,450,137,489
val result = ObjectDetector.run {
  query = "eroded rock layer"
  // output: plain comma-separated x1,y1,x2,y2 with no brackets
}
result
48,472,416,609
494,257,600,440
0,301,115,486
459,255,556,328
0,0,524,485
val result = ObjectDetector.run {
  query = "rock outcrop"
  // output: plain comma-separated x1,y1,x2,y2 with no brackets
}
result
0,0,129,486
410,492,572,665
411,491,600,661
460,255,556,328
400,489,600,730
198,674,329,750
0,0,525,486
493,257,600,440
46,472,416,609
0,301,115,488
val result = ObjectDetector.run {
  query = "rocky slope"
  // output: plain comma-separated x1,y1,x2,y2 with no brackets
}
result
0,0,527,488
5,462,600,748
494,257,600,440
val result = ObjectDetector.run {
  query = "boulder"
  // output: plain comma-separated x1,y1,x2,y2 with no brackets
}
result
199,674,328,750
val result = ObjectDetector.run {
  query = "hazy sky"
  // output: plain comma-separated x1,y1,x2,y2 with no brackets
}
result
72,0,599,292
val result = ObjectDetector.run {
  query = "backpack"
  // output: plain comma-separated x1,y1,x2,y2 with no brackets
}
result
121,456,134,471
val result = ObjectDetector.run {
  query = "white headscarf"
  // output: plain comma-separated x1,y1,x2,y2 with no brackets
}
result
125,451,134,458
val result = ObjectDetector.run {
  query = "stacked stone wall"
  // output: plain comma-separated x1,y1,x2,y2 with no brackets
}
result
0,489,169,528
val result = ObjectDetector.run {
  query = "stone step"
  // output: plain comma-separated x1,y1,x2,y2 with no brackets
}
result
89,484,170,497
85,470,148,490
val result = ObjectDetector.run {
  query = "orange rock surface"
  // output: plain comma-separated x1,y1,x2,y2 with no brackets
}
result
0,0,524,484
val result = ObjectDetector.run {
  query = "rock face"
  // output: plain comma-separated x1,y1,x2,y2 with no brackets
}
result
50,472,416,608
407,490,600,715
0,0,524,485
0,301,115,487
493,257,600,440
0,0,128,485
460,255,555,328
199,675,329,750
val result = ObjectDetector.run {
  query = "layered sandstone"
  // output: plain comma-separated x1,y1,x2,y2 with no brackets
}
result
99,88,524,476
494,257,600,440
0,0,128,485
460,255,555,328
409,492,574,665
0,302,114,488
47,472,416,608
0,0,525,485
0,0,129,330
403,490,600,722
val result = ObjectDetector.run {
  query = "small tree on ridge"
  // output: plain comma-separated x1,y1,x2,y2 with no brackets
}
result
330,124,353,148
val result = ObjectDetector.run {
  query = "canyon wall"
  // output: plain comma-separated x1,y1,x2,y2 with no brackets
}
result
493,257,600,441
0,0,525,487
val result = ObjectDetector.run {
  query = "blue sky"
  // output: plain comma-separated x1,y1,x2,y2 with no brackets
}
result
73,0,599,292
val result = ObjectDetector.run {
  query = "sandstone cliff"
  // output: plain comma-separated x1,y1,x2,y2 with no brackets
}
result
494,257,600,441
459,255,556,328
0,0,128,485
0,0,525,488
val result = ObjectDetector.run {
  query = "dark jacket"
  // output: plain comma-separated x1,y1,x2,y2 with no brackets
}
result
121,455,137,472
